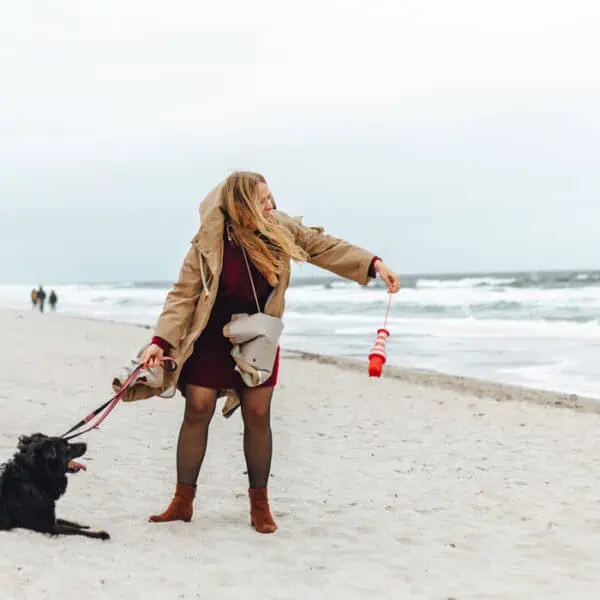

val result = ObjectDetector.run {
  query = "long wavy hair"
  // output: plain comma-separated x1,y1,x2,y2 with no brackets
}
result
222,171,308,286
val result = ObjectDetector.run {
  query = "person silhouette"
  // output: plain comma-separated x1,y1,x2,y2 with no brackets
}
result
37,286,47,313
49,290,58,311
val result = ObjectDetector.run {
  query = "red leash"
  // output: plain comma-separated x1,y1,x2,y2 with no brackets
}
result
62,357,176,440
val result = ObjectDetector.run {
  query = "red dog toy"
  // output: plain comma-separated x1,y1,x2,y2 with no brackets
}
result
368,294,392,377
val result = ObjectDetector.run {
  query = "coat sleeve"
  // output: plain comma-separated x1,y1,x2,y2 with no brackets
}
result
153,243,203,348
277,211,377,285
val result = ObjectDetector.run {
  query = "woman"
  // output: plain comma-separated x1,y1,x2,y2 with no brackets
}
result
141,172,400,534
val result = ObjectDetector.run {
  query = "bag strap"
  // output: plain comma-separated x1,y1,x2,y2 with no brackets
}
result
240,244,261,313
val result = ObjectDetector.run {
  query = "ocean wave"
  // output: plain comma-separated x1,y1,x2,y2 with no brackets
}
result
284,311,600,338
286,282,600,323
2,278,599,398
4,278,600,325
416,276,517,289
415,271,600,290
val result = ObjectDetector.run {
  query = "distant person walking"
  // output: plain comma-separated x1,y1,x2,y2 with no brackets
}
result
30,288,38,310
37,286,47,313
49,290,58,311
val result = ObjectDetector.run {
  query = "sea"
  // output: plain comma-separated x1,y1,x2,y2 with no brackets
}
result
2,270,599,399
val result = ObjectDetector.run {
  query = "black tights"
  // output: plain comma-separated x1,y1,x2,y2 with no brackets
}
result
176,384,274,489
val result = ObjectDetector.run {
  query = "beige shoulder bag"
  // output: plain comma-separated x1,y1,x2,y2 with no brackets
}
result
222,244,284,387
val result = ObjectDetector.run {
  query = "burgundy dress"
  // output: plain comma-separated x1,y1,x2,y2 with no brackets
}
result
155,234,279,393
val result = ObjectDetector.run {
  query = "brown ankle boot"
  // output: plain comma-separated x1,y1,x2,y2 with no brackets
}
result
249,487,277,534
149,483,196,523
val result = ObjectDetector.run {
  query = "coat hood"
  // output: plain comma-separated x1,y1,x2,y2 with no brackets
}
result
194,183,226,250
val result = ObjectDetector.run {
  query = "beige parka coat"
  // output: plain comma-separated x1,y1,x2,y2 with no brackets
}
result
116,182,377,417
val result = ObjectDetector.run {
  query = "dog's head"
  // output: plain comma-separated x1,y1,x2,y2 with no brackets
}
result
17,433,87,489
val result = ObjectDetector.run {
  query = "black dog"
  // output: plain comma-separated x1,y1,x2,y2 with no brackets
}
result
0,433,110,540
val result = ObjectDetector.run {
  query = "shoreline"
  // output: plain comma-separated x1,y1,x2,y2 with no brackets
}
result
283,350,600,415
5,307,597,414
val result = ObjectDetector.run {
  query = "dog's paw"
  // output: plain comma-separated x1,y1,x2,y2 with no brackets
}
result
99,531,110,541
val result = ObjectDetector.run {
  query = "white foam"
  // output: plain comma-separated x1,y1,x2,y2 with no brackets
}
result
416,276,517,288
2,280,599,397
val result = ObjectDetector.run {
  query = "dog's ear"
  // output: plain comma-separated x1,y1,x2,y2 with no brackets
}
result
18,444,38,469
18,433,46,450
18,434,32,450
42,441,57,461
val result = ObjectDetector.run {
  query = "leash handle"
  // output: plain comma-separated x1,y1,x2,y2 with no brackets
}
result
62,357,177,440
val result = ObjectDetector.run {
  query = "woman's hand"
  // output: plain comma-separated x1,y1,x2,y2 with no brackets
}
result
140,343,164,368
374,260,401,293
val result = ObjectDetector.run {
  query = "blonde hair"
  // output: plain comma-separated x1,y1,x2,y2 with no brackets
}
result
222,171,308,286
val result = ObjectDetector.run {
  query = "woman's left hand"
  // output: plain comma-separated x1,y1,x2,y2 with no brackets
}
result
374,260,401,293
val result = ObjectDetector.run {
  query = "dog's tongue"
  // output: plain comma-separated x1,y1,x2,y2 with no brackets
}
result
68,460,87,473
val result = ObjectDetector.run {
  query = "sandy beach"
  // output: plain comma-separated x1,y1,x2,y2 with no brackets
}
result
1,307,600,599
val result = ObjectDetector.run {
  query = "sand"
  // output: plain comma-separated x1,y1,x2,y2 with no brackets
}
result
1,308,600,599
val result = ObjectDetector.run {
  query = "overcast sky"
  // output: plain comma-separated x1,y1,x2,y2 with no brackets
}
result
1,0,599,283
